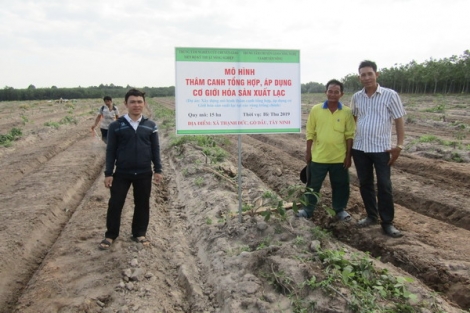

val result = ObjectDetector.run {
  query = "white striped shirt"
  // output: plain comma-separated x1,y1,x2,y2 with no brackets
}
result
350,85,406,153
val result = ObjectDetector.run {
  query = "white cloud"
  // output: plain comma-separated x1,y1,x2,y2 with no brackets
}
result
0,0,469,88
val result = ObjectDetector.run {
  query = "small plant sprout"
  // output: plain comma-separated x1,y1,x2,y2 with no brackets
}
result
294,236,305,246
195,177,205,187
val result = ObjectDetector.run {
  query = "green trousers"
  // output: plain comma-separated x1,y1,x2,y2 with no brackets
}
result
304,162,350,216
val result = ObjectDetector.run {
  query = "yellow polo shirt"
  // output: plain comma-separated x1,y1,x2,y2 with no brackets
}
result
306,101,356,163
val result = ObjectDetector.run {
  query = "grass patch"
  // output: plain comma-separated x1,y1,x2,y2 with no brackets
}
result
311,249,417,312
418,135,438,143
44,122,60,129
170,135,228,163
423,104,445,113
0,128,22,146
44,115,78,129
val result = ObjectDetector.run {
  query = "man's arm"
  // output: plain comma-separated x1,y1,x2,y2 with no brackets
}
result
150,125,162,174
395,117,405,147
104,123,118,176
387,117,405,166
344,138,353,168
344,112,356,168
305,107,316,164
91,114,102,130
306,139,313,164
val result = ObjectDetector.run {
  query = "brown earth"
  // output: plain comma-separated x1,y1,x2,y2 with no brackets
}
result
0,94,469,313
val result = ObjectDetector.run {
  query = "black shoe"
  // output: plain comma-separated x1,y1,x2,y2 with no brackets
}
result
357,217,378,227
382,224,403,238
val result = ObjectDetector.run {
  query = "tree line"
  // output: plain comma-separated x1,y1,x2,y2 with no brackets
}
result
1,50,469,101
0,84,175,102
341,50,470,94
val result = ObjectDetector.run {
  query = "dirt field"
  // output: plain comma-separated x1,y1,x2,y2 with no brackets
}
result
0,94,469,313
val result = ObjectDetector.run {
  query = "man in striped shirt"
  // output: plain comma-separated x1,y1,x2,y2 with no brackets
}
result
296,79,356,221
350,60,406,238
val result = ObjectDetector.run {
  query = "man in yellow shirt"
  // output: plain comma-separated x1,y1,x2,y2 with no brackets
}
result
297,79,356,220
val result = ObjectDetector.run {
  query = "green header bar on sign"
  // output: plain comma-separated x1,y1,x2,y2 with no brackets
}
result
175,47,300,63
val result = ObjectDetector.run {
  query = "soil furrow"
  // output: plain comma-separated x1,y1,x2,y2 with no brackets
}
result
232,133,470,309
0,136,105,313
243,133,470,231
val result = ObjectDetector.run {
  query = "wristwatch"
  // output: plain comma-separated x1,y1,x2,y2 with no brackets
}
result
396,145,404,150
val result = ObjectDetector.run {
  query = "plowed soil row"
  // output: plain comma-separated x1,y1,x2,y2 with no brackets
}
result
158,95,470,309
0,96,469,312
229,133,470,308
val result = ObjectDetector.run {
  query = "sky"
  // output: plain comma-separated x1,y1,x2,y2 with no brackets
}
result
1,0,469,89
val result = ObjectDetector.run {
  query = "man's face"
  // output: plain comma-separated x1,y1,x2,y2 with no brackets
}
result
359,66,379,88
125,96,145,116
104,99,112,106
325,84,343,102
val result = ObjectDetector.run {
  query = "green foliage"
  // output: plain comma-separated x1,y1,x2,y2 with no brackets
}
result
195,177,205,187
418,135,438,143
450,152,463,163
454,130,467,140
170,135,227,163
151,103,175,129
259,199,287,222
21,115,29,124
227,245,250,256
0,85,175,101
301,82,325,94
283,184,321,216
60,115,77,125
310,249,417,312
423,104,446,113
44,121,60,129
310,226,331,240
0,127,22,146
256,236,272,251
342,50,470,94
451,121,467,130
293,236,305,246
202,145,227,163
44,115,77,129
205,217,212,225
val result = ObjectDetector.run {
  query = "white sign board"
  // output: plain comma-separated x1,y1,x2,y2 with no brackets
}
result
175,48,301,134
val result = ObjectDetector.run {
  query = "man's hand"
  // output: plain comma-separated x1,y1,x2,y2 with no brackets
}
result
343,156,352,169
104,176,113,188
153,173,163,184
386,147,402,166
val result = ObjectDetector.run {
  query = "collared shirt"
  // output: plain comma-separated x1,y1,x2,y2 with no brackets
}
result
306,101,356,163
99,105,119,130
124,114,142,131
350,85,406,153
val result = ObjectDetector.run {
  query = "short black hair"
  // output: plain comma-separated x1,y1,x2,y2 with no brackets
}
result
103,96,112,101
125,88,146,103
326,79,344,93
359,60,377,72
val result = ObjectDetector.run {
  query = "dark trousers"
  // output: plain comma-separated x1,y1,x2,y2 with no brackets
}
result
352,149,394,225
304,162,350,215
100,128,108,144
105,172,152,240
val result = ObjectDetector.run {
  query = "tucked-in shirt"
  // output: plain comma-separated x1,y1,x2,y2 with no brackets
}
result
350,84,406,153
124,114,142,131
99,105,119,130
306,101,356,163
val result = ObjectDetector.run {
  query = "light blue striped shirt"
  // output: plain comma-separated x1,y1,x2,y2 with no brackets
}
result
350,85,406,153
